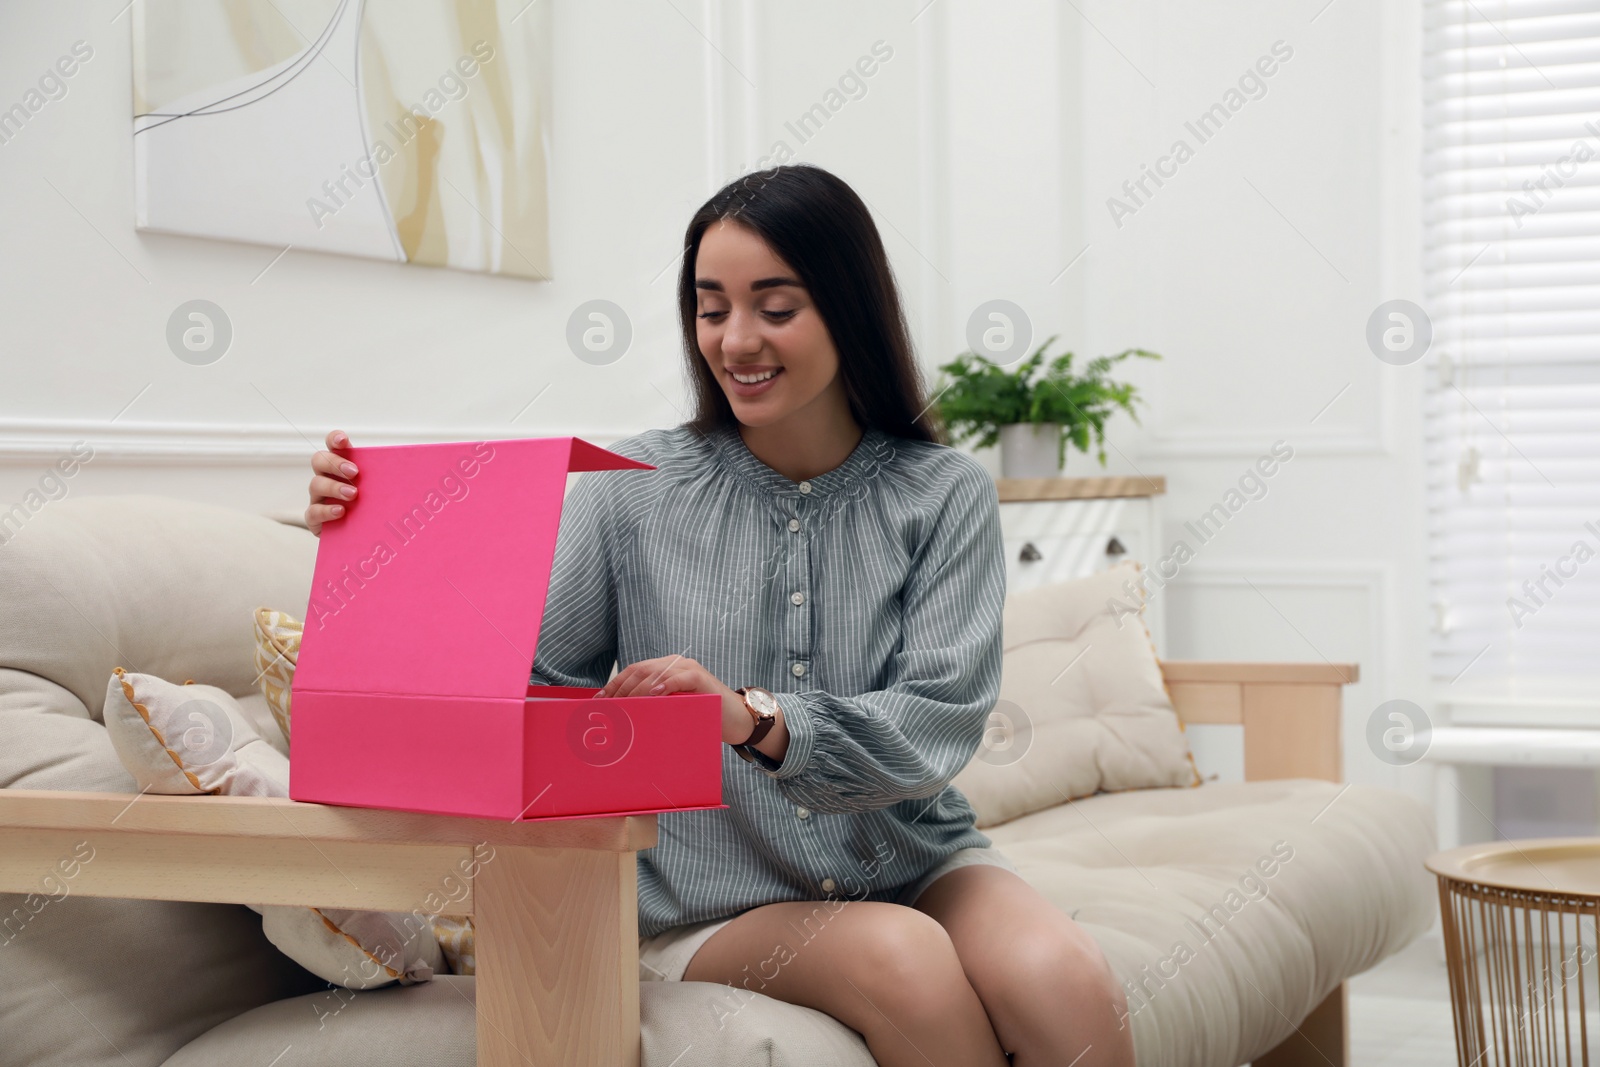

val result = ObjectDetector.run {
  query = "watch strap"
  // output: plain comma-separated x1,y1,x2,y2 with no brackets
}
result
734,742,782,770
741,713,776,748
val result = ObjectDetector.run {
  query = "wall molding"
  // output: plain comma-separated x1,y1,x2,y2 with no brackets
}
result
1139,367,1397,460
1162,560,1394,702
0,418,632,466
916,1,950,370
704,0,760,185
1138,422,1387,459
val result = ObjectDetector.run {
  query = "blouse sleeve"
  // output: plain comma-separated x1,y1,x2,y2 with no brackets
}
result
528,465,622,689
757,462,1006,814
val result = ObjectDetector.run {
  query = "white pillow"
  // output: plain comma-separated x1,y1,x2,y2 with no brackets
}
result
103,669,286,797
102,669,443,989
951,562,1200,828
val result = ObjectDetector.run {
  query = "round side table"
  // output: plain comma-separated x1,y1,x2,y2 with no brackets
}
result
1427,837,1600,1066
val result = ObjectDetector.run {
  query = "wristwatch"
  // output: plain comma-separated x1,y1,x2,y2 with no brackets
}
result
731,686,779,765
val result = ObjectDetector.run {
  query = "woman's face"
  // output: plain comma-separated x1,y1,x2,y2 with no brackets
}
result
693,219,845,429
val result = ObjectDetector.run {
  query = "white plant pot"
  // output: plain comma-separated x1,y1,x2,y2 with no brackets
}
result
998,423,1064,479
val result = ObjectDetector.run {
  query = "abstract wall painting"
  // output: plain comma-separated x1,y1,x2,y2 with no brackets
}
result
132,0,552,280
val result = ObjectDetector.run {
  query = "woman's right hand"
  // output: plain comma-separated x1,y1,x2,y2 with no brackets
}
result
305,429,359,537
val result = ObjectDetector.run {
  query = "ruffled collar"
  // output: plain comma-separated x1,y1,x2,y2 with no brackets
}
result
706,422,891,499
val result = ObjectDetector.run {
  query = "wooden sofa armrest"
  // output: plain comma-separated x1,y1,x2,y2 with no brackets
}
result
1159,661,1359,784
1160,663,1360,1065
0,789,654,1067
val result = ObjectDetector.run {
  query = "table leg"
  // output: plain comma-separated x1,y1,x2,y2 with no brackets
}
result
475,845,640,1067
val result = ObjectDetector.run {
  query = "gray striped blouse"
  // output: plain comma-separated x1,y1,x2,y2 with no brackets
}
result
529,421,1006,938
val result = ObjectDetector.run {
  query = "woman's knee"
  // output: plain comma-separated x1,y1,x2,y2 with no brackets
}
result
756,902,975,1020
851,903,956,971
995,915,1124,1014
838,904,977,1022
687,899,1008,1060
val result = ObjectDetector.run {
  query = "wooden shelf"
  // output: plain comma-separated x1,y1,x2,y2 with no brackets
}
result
1160,661,1360,685
996,475,1166,502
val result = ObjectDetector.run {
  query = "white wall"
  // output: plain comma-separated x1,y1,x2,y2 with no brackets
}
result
1065,0,1434,812
0,0,1437,809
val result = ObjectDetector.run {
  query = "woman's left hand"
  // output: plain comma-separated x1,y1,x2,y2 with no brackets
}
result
594,655,763,748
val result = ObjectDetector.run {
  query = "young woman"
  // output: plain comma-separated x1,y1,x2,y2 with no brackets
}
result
305,164,1133,1066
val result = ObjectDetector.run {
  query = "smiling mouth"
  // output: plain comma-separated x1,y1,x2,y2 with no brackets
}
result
729,367,782,384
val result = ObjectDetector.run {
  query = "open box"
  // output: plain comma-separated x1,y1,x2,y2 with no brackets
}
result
288,436,726,822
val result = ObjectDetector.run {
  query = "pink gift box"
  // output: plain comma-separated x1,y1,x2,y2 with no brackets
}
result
288,436,727,822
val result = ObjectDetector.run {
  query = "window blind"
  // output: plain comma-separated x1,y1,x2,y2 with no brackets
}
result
1423,0,1600,711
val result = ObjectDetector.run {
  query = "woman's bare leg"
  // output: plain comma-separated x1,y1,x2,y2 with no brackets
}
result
682,898,1010,1067
912,865,1135,1067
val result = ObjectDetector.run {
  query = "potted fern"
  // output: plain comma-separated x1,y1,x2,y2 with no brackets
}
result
933,336,1160,478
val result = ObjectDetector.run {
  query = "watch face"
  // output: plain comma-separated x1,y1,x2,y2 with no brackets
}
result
747,688,780,717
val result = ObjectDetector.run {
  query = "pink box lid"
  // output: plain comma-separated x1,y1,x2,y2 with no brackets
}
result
293,437,652,701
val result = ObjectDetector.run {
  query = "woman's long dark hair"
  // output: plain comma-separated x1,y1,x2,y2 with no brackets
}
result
677,164,943,444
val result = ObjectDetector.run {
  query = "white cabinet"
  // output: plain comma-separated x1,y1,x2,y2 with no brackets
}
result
996,477,1167,654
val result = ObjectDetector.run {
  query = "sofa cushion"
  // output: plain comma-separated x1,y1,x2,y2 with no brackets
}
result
0,497,326,1067
160,975,478,1067
984,778,1437,1067
0,668,128,793
0,891,324,1067
235,690,289,759
643,982,875,1065
952,563,1200,827
160,975,878,1067
0,494,317,717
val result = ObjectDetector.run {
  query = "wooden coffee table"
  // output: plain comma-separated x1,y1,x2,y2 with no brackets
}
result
1426,837,1600,1066
0,789,651,1067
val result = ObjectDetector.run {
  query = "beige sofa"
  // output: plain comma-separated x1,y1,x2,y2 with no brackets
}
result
0,496,1436,1067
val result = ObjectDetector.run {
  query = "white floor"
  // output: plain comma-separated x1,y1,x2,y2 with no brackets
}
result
1346,927,1459,1066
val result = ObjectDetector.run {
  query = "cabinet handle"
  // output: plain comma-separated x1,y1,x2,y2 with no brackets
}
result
1105,536,1127,560
1018,541,1042,563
